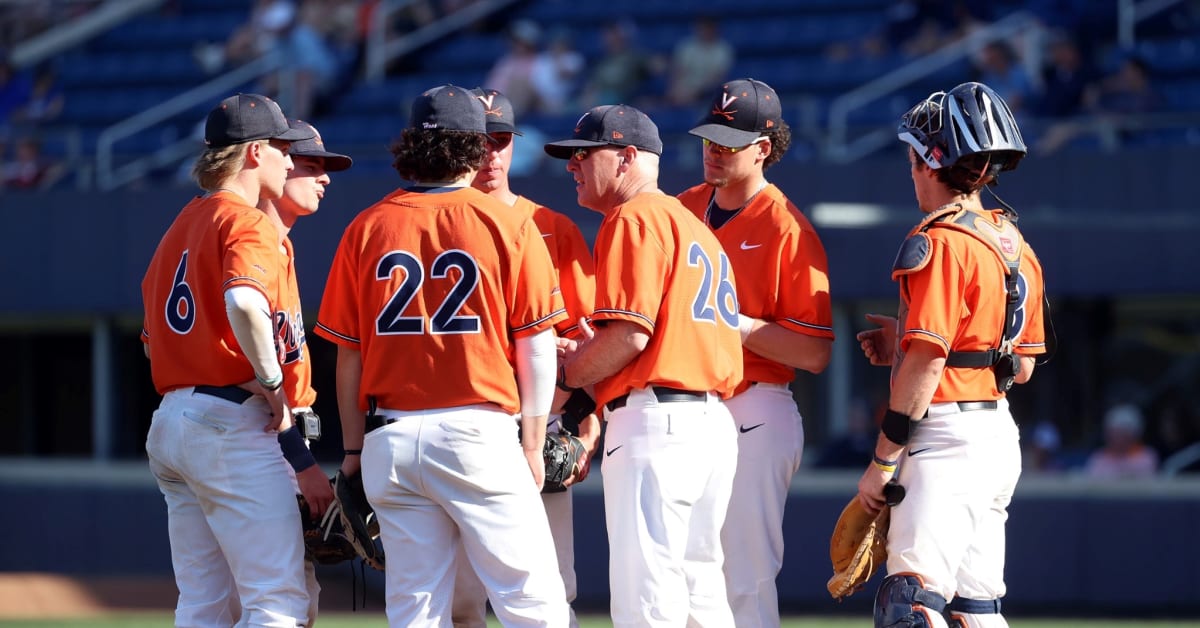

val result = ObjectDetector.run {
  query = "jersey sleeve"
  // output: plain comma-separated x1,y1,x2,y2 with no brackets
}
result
773,223,835,339
899,237,965,356
591,214,668,334
220,211,278,300
509,218,568,338
551,213,596,339
314,224,362,347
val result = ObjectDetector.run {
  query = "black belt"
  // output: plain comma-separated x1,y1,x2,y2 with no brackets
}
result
606,387,707,412
365,414,398,434
925,400,998,417
193,385,253,404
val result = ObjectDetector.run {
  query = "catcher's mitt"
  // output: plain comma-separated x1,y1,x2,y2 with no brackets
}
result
542,429,586,493
297,493,358,566
827,497,890,601
331,470,385,571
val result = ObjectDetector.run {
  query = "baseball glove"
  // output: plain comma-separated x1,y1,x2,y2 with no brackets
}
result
827,497,890,601
330,470,385,571
542,429,586,493
297,493,358,566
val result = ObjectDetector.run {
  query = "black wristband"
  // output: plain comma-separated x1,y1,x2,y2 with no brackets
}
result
881,409,913,446
344,449,362,456
556,364,575,392
278,426,317,472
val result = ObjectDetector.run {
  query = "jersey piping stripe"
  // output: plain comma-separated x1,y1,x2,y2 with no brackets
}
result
221,276,267,292
592,308,655,329
315,322,360,344
781,318,834,333
906,328,949,347
512,308,567,333
1017,341,1045,348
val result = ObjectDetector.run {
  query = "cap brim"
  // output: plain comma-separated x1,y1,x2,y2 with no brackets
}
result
544,139,608,159
688,124,762,148
293,150,353,172
276,126,316,142
485,123,523,136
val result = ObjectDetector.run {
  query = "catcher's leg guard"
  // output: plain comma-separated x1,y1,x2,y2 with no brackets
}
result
874,573,949,628
945,597,1005,628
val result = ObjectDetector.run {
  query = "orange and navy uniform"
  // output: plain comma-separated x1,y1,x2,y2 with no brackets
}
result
514,196,596,339
276,236,316,408
897,207,1046,403
314,186,567,415
141,191,285,394
678,183,834,394
589,191,743,411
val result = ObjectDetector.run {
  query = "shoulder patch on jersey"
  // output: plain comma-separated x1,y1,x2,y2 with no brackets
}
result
891,233,932,279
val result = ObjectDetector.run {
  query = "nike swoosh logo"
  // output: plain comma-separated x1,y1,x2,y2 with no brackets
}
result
606,445,622,456
908,447,932,457
739,423,765,433
739,241,762,250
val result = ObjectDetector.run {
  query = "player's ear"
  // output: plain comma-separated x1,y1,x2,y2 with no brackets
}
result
244,140,265,166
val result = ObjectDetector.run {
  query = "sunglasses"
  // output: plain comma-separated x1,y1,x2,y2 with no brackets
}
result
702,137,768,155
487,133,514,149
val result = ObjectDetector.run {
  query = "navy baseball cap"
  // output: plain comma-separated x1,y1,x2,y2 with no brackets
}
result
470,87,523,135
204,93,313,147
689,78,782,147
288,120,352,172
544,104,663,159
408,84,487,133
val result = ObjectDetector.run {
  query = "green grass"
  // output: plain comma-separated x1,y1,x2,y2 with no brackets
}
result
3,615,1200,628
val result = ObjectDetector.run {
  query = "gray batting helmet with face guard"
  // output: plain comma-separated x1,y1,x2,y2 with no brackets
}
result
898,81,1026,172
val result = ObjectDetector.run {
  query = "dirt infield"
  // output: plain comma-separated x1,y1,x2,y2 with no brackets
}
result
0,573,382,619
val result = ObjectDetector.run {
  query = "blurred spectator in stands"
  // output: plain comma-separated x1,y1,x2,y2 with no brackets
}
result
10,64,63,127
194,0,297,74
579,19,662,107
813,397,878,469
483,19,542,116
1023,420,1067,473
665,15,733,107
1033,30,1093,118
1036,54,1163,154
826,0,959,61
1,135,61,190
1085,404,1159,479
0,60,32,128
529,26,584,115
973,41,1034,114
277,0,341,119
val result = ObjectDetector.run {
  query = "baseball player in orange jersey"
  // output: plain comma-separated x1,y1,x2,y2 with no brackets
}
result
314,84,569,626
677,78,834,628
548,105,743,627
857,82,1049,628
451,87,598,628
142,93,328,626
256,118,353,625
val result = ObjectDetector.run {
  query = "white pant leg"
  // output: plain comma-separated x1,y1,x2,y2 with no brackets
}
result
147,390,309,628
365,406,568,628
452,542,489,628
887,401,1020,608
542,487,579,628
304,561,320,627
602,389,737,628
720,384,803,628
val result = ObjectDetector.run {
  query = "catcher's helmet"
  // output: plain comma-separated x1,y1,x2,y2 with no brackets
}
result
898,81,1026,172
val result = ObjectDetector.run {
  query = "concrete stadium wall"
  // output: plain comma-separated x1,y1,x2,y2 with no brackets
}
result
4,460,1199,617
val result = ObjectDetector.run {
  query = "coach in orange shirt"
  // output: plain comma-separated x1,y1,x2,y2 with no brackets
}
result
141,93,321,626
451,87,599,628
549,104,743,627
315,84,569,626
856,82,1049,628
678,78,834,628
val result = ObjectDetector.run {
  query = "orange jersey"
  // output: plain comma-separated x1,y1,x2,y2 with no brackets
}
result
678,183,834,390
896,208,1046,402
314,186,567,414
590,191,743,410
514,196,596,339
276,237,316,407
141,191,285,394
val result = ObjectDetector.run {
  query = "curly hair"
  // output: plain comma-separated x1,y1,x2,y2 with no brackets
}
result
762,120,792,170
935,151,1021,195
391,129,488,183
191,142,254,191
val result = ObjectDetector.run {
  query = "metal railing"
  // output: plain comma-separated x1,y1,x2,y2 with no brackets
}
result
1118,0,1189,50
94,53,295,191
7,0,164,69
365,0,523,84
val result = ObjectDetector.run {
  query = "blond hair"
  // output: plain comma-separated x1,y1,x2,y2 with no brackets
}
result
190,141,264,191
